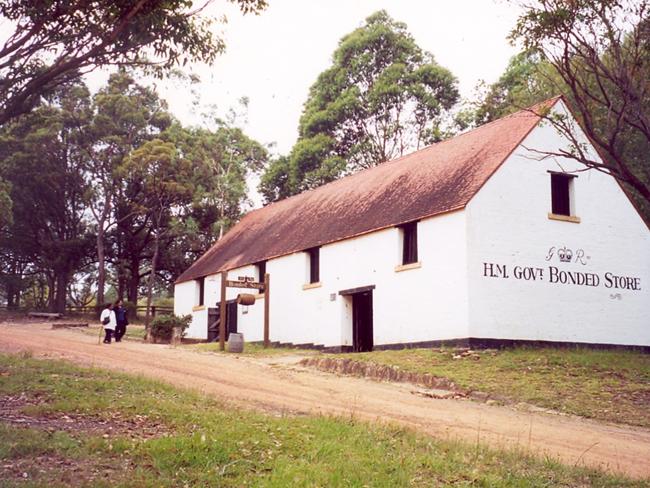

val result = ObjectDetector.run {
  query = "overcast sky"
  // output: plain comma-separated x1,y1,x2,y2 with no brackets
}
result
152,0,523,155
87,1,525,207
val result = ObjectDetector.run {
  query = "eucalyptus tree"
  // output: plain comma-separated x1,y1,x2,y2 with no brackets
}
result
472,49,559,125
510,0,650,208
260,10,459,202
0,84,93,312
0,0,268,248
157,122,269,283
118,139,193,329
0,0,267,126
84,71,172,306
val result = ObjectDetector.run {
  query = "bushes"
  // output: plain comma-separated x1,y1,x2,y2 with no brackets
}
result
150,314,192,342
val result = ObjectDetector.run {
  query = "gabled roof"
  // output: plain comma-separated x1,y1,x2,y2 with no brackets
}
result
176,97,560,283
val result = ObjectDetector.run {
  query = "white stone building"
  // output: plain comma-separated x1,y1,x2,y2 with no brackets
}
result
174,98,650,351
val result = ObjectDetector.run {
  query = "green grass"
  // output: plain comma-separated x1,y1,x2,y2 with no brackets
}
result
0,353,645,487
189,341,316,357
331,347,650,427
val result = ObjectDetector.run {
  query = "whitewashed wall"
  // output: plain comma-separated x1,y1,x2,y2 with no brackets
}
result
175,211,470,346
466,102,650,346
173,280,208,339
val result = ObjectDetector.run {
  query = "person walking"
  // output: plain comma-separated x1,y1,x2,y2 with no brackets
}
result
100,303,117,344
114,300,129,342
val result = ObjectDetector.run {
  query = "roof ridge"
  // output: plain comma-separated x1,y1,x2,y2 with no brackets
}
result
251,96,561,212
176,96,562,283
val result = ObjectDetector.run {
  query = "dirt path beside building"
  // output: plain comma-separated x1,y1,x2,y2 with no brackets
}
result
1,322,649,479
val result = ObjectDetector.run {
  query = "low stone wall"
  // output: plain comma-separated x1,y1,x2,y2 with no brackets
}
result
300,357,466,396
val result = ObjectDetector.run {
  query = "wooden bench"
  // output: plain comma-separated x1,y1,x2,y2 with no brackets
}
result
28,312,63,320
51,323,89,329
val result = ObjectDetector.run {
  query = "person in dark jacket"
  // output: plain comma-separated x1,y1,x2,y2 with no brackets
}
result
114,300,129,342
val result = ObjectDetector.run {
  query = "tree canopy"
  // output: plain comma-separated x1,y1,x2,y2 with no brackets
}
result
0,74,268,311
260,10,459,203
0,83,94,311
509,0,650,208
472,49,559,125
0,0,267,126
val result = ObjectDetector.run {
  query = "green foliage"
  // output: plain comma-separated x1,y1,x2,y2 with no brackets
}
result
472,49,560,124
0,82,94,311
0,353,643,486
0,177,11,230
260,10,459,202
192,341,317,357
150,314,191,342
509,0,650,213
159,121,268,278
88,70,174,306
0,70,268,310
0,0,268,125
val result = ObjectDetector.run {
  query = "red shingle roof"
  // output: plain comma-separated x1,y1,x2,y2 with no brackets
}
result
176,98,559,283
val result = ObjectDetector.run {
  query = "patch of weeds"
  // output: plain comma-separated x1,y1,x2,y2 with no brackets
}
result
189,341,316,357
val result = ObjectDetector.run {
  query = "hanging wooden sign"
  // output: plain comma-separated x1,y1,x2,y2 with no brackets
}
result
220,271,270,352
225,279,264,290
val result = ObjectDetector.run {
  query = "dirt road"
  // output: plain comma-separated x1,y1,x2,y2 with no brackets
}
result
1,322,649,479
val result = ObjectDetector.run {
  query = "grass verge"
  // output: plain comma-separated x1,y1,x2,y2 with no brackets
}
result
330,347,650,427
0,352,646,487
188,341,316,357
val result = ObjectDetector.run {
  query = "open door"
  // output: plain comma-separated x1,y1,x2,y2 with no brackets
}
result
207,301,238,342
352,290,373,352
207,307,219,342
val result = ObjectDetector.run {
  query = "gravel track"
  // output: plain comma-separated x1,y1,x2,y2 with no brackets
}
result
1,322,649,479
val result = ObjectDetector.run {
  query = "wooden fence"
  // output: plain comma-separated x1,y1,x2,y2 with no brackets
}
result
1,305,174,317
65,305,174,317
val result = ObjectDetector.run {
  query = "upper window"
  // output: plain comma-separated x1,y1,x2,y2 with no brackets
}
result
255,261,266,282
196,277,205,306
401,221,418,265
307,247,320,283
550,172,577,217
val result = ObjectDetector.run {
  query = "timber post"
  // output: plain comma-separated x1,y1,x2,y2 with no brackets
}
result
263,272,270,348
220,270,227,351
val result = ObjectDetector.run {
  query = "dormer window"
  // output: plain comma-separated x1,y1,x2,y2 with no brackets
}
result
548,172,580,223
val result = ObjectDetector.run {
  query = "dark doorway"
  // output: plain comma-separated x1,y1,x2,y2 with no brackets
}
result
207,308,219,342
207,301,238,342
352,291,373,352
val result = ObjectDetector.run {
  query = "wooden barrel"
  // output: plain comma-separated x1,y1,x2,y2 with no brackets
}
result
228,332,244,353
237,293,256,306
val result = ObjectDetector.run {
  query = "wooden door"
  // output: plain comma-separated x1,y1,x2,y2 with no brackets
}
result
207,302,238,342
352,291,373,352
207,307,219,342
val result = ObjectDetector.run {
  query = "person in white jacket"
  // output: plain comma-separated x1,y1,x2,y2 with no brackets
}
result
100,303,117,344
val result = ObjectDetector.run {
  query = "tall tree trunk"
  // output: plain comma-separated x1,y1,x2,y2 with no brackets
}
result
47,274,55,311
127,257,140,304
117,271,125,301
37,277,46,309
116,225,126,301
94,192,111,310
96,225,105,307
54,272,68,314
7,284,16,308
144,230,160,341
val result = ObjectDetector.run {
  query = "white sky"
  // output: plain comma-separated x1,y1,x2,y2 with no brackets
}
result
88,0,524,207
157,0,523,155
